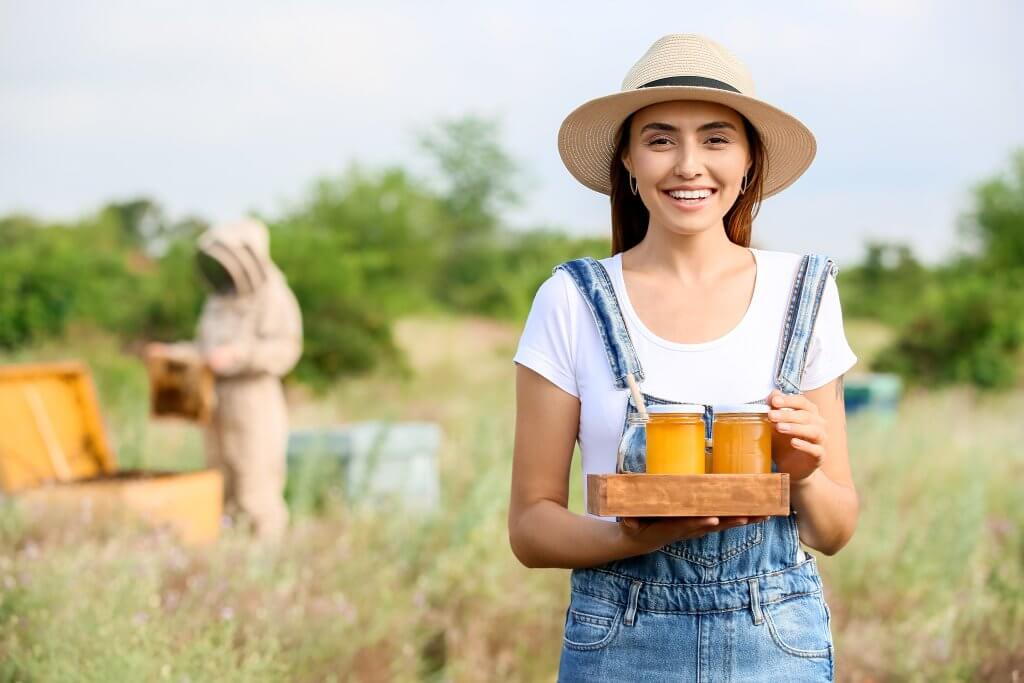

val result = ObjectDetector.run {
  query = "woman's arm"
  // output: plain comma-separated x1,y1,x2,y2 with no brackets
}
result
508,364,748,569
768,378,859,555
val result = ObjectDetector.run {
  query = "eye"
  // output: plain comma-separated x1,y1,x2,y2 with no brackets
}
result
706,135,730,145
646,136,672,146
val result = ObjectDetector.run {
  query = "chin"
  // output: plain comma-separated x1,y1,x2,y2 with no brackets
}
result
657,216,721,237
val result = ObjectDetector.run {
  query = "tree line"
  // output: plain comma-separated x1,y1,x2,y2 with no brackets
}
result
1,117,1021,389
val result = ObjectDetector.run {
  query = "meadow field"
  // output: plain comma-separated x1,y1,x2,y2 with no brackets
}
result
1,317,1022,682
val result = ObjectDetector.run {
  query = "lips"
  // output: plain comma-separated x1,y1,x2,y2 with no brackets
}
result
662,188,717,211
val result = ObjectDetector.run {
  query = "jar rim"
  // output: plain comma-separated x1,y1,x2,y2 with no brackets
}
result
712,403,771,414
646,403,705,415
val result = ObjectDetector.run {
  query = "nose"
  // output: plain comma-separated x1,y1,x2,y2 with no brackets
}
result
674,141,703,179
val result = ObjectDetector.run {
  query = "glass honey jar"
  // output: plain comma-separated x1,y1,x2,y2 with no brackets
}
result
645,404,706,474
710,404,772,474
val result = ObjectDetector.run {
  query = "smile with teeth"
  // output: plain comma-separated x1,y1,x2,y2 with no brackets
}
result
663,188,717,206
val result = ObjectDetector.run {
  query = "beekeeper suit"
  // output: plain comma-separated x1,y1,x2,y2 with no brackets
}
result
192,218,302,540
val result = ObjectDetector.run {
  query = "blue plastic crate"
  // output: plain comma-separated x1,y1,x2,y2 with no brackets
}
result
843,373,902,415
287,421,441,512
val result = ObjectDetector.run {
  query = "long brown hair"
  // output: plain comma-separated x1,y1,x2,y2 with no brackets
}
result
609,110,767,254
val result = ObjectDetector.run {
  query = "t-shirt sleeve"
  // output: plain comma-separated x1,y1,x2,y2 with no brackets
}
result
800,271,858,391
513,271,580,398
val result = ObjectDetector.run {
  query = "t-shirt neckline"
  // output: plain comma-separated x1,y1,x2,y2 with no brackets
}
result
608,248,762,352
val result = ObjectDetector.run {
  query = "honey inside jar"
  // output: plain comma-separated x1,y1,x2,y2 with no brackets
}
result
645,404,706,474
711,405,772,474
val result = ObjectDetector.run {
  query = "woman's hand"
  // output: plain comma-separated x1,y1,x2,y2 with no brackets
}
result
618,516,768,555
768,389,827,481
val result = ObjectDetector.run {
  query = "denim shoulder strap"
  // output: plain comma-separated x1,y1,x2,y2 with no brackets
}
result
553,257,643,389
773,254,839,394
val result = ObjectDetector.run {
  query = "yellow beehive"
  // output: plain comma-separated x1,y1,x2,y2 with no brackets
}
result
0,361,222,544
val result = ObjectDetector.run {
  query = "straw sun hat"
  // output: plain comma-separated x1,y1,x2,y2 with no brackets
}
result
558,34,816,198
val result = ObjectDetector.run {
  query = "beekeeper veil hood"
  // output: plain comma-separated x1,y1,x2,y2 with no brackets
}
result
196,218,274,296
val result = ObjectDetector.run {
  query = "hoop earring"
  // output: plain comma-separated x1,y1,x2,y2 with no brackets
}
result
629,174,638,196
739,173,749,195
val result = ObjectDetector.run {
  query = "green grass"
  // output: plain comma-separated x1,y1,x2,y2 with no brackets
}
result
0,317,1022,681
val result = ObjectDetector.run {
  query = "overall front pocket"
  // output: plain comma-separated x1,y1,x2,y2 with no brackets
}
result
762,592,833,658
562,591,623,651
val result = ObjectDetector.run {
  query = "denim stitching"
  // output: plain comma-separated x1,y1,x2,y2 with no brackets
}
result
659,521,765,567
563,609,622,651
570,587,825,617
778,255,834,393
555,258,644,389
589,259,646,384
792,257,836,389
763,604,832,658
624,580,642,627
748,578,764,625
585,554,819,588
568,591,624,608
780,265,818,386
555,260,625,389
570,609,613,627
774,255,808,394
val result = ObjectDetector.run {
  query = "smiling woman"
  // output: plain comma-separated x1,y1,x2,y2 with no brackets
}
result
611,104,767,253
510,34,858,682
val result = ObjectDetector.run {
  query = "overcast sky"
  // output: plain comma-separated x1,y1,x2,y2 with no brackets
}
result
2,0,1022,264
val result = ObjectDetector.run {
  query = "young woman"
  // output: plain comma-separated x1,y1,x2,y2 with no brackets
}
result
509,35,858,681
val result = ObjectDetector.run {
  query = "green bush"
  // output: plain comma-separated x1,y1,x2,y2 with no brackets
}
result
0,214,139,349
839,241,939,327
271,220,401,385
436,230,609,320
867,149,1024,389
872,268,1024,388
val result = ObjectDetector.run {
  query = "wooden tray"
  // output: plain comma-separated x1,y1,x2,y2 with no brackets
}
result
587,473,790,517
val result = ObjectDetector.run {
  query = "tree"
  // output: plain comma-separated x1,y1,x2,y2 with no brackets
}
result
959,148,1024,270
872,148,1024,389
416,115,523,240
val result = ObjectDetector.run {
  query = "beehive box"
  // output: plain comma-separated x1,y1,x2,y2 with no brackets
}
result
587,473,790,517
0,362,222,544
287,421,442,512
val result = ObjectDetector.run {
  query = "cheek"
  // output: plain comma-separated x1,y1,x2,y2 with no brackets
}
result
715,152,750,182
632,151,672,179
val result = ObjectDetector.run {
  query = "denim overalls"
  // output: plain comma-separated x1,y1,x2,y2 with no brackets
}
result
554,254,838,682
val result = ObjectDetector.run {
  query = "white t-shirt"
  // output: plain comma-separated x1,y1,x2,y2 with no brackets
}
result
513,248,857,516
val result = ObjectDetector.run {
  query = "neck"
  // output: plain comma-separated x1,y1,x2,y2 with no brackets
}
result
624,219,747,285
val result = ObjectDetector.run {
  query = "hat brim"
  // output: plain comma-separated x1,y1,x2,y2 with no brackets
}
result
557,86,816,198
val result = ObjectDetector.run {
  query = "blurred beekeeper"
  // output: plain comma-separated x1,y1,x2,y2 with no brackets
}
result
163,218,302,540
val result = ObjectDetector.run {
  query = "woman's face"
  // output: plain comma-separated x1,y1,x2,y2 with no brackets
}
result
622,99,752,238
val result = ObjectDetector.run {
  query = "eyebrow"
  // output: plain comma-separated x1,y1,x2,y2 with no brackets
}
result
639,121,739,134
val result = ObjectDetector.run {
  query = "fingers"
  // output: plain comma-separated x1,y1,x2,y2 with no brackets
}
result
769,390,817,413
716,516,768,529
621,514,773,553
665,517,721,534
768,394,826,446
774,420,826,444
642,515,763,537
789,438,826,461
768,408,812,424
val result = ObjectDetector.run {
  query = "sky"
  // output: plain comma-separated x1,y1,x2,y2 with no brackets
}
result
2,0,1022,264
